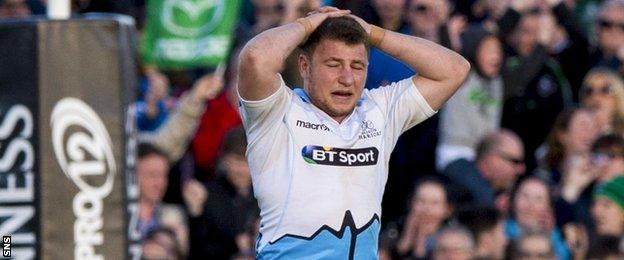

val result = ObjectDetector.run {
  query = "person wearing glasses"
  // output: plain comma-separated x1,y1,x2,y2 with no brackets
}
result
580,68,624,137
443,129,525,210
592,0,624,75
405,0,450,44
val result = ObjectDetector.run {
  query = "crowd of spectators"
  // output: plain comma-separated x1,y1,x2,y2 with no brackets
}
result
2,0,624,259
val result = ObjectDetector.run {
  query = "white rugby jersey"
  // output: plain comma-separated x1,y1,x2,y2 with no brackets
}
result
239,75,435,259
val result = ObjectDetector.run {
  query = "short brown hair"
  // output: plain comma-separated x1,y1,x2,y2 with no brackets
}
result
300,16,369,57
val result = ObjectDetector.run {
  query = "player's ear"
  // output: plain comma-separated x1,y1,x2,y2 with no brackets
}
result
299,53,311,80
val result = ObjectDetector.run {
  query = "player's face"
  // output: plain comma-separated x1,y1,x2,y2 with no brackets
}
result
300,39,368,122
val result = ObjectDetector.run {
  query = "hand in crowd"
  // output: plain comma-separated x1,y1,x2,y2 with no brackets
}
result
511,0,539,12
191,72,225,101
563,223,589,260
144,68,170,118
516,205,555,232
447,15,467,52
182,179,208,217
537,207,555,231
561,155,598,203
145,68,170,100
235,232,254,255
537,11,557,47
397,213,441,257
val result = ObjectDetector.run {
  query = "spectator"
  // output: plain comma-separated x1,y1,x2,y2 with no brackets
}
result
191,54,242,180
591,175,624,236
185,127,259,259
139,72,225,162
457,207,507,259
394,178,452,259
137,142,189,258
431,224,475,260
508,230,556,260
579,68,624,136
437,25,504,170
592,134,624,182
537,108,599,188
364,0,412,90
541,0,595,101
141,227,182,260
136,68,173,132
405,0,450,45
444,129,525,209
379,0,462,225
507,176,570,259
537,108,599,231
500,1,574,172
0,0,30,18
137,72,222,255
591,0,624,74
553,134,624,233
237,0,284,43
586,235,624,259
370,0,408,32
562,222,589,260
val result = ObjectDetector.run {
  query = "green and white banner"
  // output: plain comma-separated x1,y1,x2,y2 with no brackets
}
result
141,0,241,69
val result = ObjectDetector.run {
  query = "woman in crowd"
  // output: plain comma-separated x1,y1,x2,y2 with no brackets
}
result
393,178,453,259
579,68,624,137
437,25,504,171
506,176,570,259
537,108,600,187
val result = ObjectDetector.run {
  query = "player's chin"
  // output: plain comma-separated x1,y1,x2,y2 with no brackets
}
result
328,105,354,118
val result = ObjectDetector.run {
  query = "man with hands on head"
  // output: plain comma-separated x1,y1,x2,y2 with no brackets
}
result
238,6,469,259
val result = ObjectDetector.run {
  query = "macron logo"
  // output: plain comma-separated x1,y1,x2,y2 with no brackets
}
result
296,120,330,132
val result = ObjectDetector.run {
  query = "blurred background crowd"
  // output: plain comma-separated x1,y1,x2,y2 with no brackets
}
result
2,0,624,259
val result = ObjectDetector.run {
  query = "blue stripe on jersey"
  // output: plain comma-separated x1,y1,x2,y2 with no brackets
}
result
257,211,380,260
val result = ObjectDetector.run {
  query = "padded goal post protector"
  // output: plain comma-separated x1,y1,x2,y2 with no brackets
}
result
0,14,139,259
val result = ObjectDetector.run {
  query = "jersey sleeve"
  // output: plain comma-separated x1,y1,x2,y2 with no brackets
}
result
238,74,292,131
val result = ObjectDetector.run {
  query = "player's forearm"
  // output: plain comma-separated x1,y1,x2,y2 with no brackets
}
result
377,30,470,86
240,23,307,76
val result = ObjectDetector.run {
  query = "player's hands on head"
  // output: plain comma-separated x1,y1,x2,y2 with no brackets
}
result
304,6,351,27
347,14,372,35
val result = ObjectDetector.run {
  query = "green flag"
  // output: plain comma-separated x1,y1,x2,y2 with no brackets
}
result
141,0,241,69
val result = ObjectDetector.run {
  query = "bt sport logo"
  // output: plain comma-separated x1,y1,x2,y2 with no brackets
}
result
302,145,379,166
